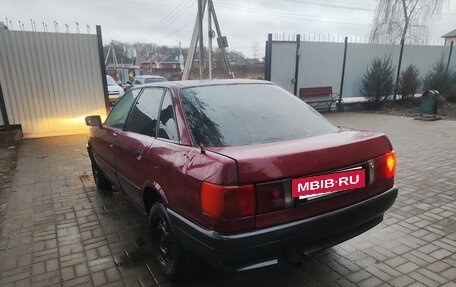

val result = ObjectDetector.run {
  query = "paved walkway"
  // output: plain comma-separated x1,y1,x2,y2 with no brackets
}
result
0,113,455,286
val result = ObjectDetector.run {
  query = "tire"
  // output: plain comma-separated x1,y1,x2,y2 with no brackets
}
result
91,162,111,189
149,202,195,279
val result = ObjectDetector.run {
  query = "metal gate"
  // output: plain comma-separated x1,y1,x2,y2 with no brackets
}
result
0,27,108,138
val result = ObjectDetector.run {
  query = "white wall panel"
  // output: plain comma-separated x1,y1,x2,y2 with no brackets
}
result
0,30,107,138
343,43,401,98
298,41,345,93
401,45,453,90
270,42,297,94
268,37,456,100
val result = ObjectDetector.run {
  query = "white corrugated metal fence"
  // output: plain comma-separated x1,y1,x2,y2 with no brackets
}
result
0,29,107,138
266,35,456,99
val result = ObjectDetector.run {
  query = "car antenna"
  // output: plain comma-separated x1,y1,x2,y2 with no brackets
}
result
200,144,206,154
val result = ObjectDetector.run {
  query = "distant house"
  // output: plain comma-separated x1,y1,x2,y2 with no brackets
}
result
232,58,264,79
138,54,161,71
157,53,184,70
234,58,262,68
139,53,183,73
442,28,456,46
135,56,149,68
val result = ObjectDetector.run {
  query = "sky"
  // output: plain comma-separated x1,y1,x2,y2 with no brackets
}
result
2,0,456,58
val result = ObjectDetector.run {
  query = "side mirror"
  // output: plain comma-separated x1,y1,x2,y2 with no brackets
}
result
85,115,103,128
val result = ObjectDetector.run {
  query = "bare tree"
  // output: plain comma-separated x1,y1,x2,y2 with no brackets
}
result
370,0,446,44
252,41,260,60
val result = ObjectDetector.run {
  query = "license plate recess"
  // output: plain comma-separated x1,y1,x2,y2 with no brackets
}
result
292,169,365,199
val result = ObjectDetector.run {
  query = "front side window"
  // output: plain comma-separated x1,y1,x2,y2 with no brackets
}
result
180,83,339,146
104,89,140,129
125,88,164,137
158,90,179,142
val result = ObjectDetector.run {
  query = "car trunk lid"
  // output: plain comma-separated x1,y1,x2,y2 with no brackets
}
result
207,130,392,184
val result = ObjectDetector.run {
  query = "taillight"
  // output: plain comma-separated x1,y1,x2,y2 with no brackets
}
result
256,182,285,214
370,151,396,183
200,182,255,219
385,151,396,178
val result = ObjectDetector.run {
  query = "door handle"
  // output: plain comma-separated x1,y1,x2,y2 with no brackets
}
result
136,148,144,160
110,131,119,147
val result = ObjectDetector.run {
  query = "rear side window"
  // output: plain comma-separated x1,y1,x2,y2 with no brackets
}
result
104,89,140,129
180,83,339,146
125,88,164,137
158,90,179,142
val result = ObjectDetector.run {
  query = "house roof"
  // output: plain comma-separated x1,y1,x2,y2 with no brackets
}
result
442,28,456,38
160,54,181,63
137,54,180,65
135,56,149,66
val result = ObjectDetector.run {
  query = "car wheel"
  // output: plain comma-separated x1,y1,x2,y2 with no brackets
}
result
149,202,194,279
92,162,111,189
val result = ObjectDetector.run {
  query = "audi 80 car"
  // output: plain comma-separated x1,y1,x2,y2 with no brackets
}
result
85,79,398,278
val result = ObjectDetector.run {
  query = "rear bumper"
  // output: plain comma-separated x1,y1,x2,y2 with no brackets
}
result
169,186,398,271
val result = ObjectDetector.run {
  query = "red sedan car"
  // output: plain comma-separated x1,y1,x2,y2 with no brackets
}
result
85,79,397,278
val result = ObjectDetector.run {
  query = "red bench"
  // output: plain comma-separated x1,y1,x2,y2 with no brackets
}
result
299,86,340,111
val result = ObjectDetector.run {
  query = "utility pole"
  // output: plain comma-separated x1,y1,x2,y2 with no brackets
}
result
104,41,118,68
208,0,233,78
208,2,213,79
178,41,184,73
182,0,207,80
105,44,112,66
198,0,205,79
182,0,233,80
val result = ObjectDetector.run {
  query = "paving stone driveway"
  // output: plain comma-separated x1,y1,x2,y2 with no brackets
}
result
0,112,455,287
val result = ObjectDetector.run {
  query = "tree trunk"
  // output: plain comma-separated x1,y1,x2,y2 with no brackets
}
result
400,0,409,42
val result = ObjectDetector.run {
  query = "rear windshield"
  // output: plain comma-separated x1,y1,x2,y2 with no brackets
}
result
180,83,339,147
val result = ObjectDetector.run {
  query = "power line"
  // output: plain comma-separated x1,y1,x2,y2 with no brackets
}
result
145,0,194,36
157,20,194,44
283,0,375,12
214,2,373,27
